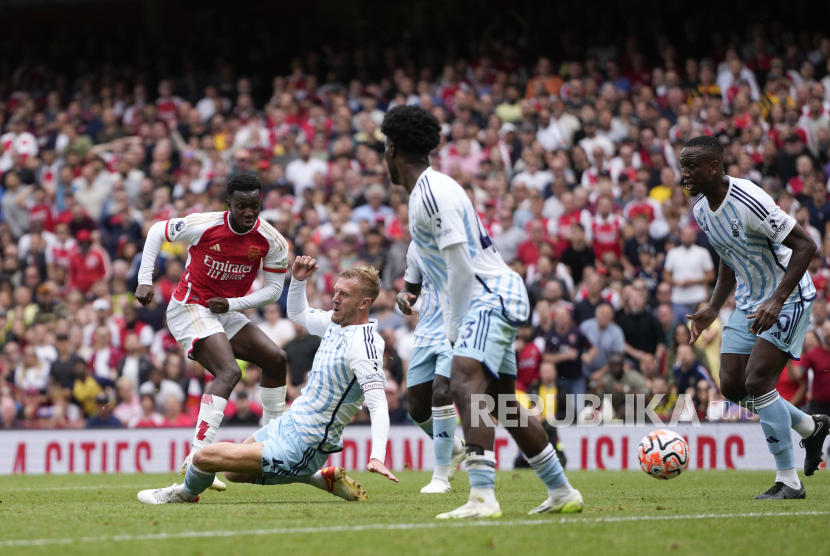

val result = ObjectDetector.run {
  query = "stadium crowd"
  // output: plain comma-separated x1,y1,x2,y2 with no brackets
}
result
3,19,830,431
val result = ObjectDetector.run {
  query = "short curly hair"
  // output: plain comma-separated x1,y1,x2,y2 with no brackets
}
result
227,173,262,197
683,135,723,157
381,105,441,156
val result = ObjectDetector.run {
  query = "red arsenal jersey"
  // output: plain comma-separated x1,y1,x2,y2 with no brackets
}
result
164,212,289,307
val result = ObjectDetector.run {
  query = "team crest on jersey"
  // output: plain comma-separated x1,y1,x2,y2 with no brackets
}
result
731,220,740,238
248,246,261,261
701,221,709,232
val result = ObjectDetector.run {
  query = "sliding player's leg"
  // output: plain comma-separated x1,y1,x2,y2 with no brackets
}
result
229,320,288,424
137,439,262,505
485,348,581,515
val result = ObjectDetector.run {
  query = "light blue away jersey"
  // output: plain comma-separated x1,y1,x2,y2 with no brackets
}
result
289,312,385,453
404,241,446,348
692,176,816,312
408,167,530,328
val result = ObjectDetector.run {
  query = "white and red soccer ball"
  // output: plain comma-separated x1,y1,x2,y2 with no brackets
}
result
638,429,689,480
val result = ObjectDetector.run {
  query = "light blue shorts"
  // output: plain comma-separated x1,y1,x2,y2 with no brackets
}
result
722,300,813,360
453,307,519,379
407,341,453,387
252,411,328,485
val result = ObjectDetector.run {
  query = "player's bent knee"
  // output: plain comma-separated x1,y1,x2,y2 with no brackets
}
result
191,448,211,470
432,379,452,406
743,372,774,398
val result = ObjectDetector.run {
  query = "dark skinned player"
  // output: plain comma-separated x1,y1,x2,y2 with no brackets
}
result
682,135,829,499
382,105,582,518
136,173,290,491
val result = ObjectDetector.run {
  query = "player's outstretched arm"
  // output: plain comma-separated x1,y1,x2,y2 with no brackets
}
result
363,388,398,483
747,223,816,334
219,271,286,313
687,258,736,344
136,221,168,306
286,256,331,336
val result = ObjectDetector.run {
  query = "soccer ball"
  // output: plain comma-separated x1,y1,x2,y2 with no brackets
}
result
638,429,689,480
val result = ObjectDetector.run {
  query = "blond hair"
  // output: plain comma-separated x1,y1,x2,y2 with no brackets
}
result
339,266,381,302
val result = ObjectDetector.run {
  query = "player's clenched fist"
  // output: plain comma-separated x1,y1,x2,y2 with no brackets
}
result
208,297,230,314
135,284,154,306
292,255,319,281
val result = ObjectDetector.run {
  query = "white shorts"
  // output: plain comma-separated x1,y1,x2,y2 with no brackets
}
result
166,301,250,360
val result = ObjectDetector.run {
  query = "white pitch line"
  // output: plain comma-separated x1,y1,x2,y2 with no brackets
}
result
0,511,826,548
4,484,149,492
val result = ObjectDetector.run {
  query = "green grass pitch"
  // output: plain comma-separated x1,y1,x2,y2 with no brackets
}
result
1,470,828,556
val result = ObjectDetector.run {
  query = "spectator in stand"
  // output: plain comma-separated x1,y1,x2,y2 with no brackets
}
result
798,321,830,415
72,357,114,417
15,344,50,393
616,287,666,370
116,332,154,391
129,392,165,428
663,227,715,315
50,332,84,390
580,303,625,378
257,303,296,348
672,344,716,397
85,391,123,428
544,306,593,411
517,220,557,266
113,377,142,425
493,208,528,264
515,325,542,393
596,353,650,421
68,230,110,295
285,142,327,199
573,273,605,324
226,391,262,426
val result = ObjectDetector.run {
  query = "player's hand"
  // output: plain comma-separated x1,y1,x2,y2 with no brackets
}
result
396,291,417,315
747,297,784,335
367,458,399,482
686,305,718,344
292,255,319,281
135,284,154,306
208,297,230,314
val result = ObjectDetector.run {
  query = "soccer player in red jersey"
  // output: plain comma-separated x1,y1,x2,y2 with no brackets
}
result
136,174,290,491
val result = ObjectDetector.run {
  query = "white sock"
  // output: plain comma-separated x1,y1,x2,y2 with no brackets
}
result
260,386,287,424
175,483,198,501
432,465,450,482
469,487,497,505
308,470,326,491
548,481,575,499
775,467,800,489
192,394,228,451
794,414,816,439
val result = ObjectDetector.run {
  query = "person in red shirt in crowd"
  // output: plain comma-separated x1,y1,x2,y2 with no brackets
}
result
807,253,828,297
68,229,110,295
517,220,557,266
552,191,592,256
46,223,76,276
798,321,830,415
154,258,183,305
130,393,165,429
515,325,542,393
28,186,55,232
786,155,815,199
162,395,196,428
590,195,624,261
623,181,662,223
776,360,808,409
